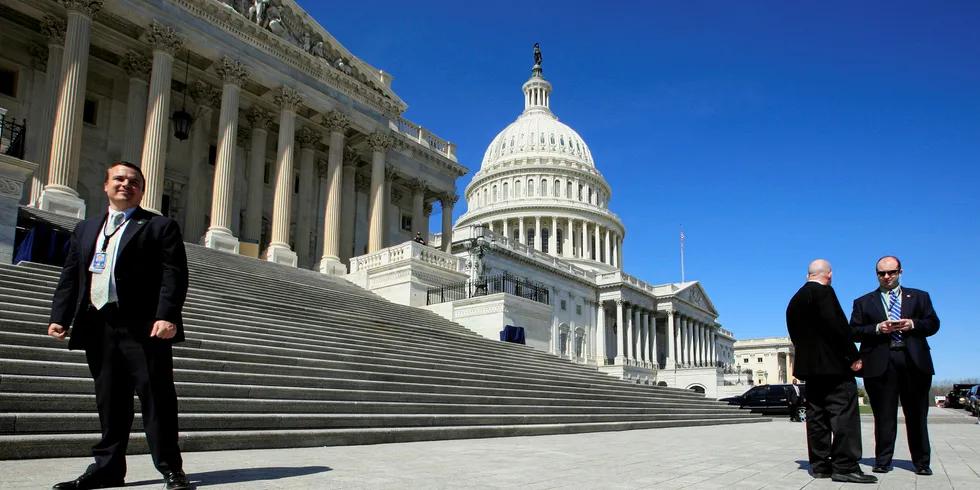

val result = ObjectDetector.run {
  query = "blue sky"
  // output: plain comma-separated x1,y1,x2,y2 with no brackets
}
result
303,1,980,380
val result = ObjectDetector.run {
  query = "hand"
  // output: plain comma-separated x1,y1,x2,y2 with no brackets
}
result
47,323,67,340
150,320,177,339
893,319,913,331
850,360,863,372
878,321,893,334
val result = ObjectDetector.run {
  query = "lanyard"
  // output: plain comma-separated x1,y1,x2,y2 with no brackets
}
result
100,214,129,253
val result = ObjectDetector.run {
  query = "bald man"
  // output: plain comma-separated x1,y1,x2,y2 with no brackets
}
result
786,260,876,484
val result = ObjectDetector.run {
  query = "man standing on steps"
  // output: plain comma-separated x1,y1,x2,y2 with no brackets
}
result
47,161,191,490
850,256,939,476
786,259,876,484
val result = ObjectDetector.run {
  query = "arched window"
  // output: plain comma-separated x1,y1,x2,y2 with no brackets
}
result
556,229,563,255
554,179,560,197
566,182,572,199
493,185,498,202
541,228,550,253
541,180,548,197
588,188,593,204
483,188,488,206
528,179,534,197
527,228,535,249
502,182,509,200
578,184,584,201
515,180,522,197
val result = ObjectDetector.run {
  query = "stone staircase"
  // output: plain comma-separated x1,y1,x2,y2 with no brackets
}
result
0,211,767,460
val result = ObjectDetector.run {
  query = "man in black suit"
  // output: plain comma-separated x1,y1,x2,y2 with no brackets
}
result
786,259,876,484
850,255,939,476
47,161,191,490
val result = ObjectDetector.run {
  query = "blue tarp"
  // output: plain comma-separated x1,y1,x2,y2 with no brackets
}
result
500,325,526,344
13,227,72,266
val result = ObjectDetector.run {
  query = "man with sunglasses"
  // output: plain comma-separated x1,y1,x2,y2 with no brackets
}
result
850,256,940,476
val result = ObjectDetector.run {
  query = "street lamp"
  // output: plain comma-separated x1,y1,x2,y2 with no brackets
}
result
465,224,495,295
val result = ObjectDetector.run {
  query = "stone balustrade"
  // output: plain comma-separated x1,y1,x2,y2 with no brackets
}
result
393,115,457,161
596,270,656,293
349,240,465,274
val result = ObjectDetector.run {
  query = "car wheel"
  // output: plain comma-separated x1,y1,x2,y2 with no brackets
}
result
796,407,806,422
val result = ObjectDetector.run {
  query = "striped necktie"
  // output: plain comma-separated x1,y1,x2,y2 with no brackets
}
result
887,289,903,343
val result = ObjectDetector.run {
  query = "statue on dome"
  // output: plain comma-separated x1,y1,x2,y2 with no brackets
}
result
533,43,542,66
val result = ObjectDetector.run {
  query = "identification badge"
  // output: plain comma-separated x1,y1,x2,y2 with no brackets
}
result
89,252,107,273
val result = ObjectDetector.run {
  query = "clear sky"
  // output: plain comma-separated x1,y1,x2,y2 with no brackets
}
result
303,0,980,380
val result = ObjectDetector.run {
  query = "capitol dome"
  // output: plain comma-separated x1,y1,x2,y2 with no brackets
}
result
455,51,626,272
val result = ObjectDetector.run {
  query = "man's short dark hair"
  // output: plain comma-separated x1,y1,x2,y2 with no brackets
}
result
105,161,145,190
876,255,902,271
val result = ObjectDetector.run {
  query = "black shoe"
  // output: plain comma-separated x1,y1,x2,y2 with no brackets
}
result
163,470,191,490
831,472,878,484
52,473,125,489
915,467,933,476
872,465,891,473
812,472,832,479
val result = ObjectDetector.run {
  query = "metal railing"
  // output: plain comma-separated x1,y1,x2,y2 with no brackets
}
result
426,272,550,306
0,114,26,159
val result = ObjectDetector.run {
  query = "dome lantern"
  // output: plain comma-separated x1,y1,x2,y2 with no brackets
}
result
523,43,552,114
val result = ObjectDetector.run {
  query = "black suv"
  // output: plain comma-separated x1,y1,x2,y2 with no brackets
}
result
947,384,974,409
720,384,806,418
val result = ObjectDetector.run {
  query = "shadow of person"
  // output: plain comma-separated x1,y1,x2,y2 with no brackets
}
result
795,460,812,470
128,466,332,487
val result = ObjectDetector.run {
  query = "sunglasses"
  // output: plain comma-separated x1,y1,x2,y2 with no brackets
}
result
876,269,901,277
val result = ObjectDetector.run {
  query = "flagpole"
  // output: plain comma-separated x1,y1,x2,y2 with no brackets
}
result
680,224,685,283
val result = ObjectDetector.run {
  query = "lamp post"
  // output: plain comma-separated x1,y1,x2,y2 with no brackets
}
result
465,224,495,295
736,363,742,385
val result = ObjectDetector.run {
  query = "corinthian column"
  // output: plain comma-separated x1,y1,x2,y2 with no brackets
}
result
39,0,105,218
666,310,676,369
318,110,349,274
615,299,625,364
339,147,359,264
138,23,184,214
203,57,249,252
266,86,304,266
28,17,66,206
383,166,397,245
439,192,458,252
242,106,273,249
422,203,432,243
409,178,426,239
181,81,220,243
293,127,320,267
365,133,392,253
596,301,606,365
120,52,151,165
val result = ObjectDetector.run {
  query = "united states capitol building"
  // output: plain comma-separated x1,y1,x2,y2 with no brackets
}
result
1,0,739,397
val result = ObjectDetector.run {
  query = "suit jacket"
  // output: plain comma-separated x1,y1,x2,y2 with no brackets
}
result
849,287,939,378
786,281,859,380
49,207,189,350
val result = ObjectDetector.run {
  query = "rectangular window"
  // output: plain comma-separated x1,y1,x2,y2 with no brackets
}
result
82,99,98,125
743,358,749,364
757,357,763,363
401,213,412,232
560,299,567,311
0,68,17,97
576,304,582,315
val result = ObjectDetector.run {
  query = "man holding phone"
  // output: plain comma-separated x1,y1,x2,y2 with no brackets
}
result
850,256,940,476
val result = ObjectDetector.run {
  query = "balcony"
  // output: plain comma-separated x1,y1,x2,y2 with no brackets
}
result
391,115,457,162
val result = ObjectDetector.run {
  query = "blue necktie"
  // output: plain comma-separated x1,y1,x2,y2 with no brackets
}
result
887,289,903,343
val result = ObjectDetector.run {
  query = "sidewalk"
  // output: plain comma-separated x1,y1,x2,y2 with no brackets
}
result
1,411,978,489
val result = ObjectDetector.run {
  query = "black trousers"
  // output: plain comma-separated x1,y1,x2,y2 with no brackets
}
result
804,375,862,474
83,305,182,479
864,349,932,469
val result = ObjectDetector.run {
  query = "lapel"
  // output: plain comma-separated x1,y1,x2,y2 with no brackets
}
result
869,289,887,322
117,207,150,255
900,288,913,318
78,214,108,267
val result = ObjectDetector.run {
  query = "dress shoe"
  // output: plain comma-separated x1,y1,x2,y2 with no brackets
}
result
52,473,125,489
163,470,191,490
812,472,832,479
872,465,892,473
831,471,878,484
915,467,933,476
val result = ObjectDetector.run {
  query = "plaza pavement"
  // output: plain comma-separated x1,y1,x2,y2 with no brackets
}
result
1,408,977,489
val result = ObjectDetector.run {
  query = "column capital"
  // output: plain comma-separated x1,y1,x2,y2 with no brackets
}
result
366,133,393,153
245,106,274,130
614,298,626,307
120,52,151,81
188,80,221,110
321,110,350,134
408,178,427,195
60,0,104,18
274,86,304,112
236,126,251,148
423,202,433,217
214,56,250,87
296,127,321,149
29,44,48,70
342,147,360,167
384,165,398,183
145,22,184,57
391,188,404,204
439,193,459,208
316,159,329,179
41,16,66,46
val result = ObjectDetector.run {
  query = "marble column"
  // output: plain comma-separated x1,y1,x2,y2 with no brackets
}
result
340,147,359,265
605,228,611,265
241,106,273,250
709,328,716,367
596,301,606,365
139,23,184,214
625,303,635,361
666,311,676,369
422,203,432,244
120,52,150,166
549,216,557,255
38,0,105,218
28,17,66,206
565,217,573,258
266,86,304,266
293,127,320,267
383,166,397,246
680,316,688,366
636,307,645,362
179,82,219,244
440,193,458,253
366,133,392,253
389,187,403,245
534,216,542,252
203,58,249,252
409,178,426,239
650,313,659,368
618,235,624,269
593,223,600,262
318,110,349,274
518,217,525,244
615,299,625,363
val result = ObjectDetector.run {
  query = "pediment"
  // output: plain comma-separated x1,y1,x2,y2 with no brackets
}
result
677,281,718,316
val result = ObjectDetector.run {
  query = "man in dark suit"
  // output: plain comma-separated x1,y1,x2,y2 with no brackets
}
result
47,161,191,490
786,259,876,484
850,255,939,476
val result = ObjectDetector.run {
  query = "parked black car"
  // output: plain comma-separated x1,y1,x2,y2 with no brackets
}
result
720,384,807,419
947,384,974,409
965,385,980,415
